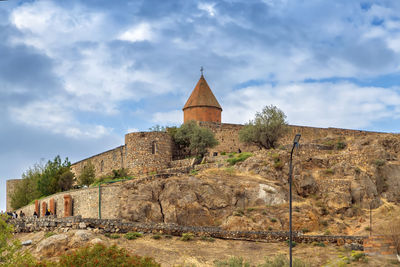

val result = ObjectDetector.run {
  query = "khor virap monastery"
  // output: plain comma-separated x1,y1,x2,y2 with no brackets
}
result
6,73,370,212
69,74,258,180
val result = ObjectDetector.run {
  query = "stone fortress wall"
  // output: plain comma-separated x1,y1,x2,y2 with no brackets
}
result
14,183,122,219
59,123,392,183
6,123,393,212
6,179,22,212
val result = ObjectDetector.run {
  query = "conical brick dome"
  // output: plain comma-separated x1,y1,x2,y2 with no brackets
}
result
183,75,222,123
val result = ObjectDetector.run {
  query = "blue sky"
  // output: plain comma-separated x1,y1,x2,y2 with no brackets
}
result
1,0,400,211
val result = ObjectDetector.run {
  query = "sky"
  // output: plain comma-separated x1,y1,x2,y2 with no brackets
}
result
1,0,400,211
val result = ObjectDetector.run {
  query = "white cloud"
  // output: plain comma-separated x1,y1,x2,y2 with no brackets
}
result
152,110,182,125
222,82,400,130
119,23,154,42
9,100,111,139
198,3,216,17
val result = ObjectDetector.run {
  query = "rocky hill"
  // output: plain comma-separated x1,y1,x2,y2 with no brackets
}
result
112,130,400,236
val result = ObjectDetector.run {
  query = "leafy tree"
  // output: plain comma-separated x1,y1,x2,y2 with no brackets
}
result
10,165,42,210
37,156,72,196
239,105,288,149
78,161,96,186
172,120,218,157
11,156,73,210
58,170,75,191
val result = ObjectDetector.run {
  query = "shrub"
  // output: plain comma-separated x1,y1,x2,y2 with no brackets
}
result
286,240,297,247
226,152,253,165
112,168,129,179
152,234,161,240
324,168,334,175
335,141,347,150
270,218,277,223
57,244,160,267
214,256,250,267
163,234,173,239
374,159,386,167
239,105,288,149
78,161,96,186
221,152,226,155
171,120,218,157
350,250,366,262
190,169,199,175
181,233,194,241
109,234,120,239
125,232,143,240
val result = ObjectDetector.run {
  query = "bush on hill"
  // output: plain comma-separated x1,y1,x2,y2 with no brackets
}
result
239,105,288,149
170,120,218,158
78,161,96,186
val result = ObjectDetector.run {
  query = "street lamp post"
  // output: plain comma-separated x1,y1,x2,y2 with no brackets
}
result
289,134,301,267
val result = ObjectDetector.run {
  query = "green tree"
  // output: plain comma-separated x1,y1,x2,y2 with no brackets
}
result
10,165,42,210
239,105,288,149
37,156,72,196
78,161,96,186
172,121,218,157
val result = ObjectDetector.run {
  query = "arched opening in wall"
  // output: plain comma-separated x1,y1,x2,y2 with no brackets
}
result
100,160,104,172
151,141,157,154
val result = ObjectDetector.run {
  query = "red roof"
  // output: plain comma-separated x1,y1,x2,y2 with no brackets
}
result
183,75,222,110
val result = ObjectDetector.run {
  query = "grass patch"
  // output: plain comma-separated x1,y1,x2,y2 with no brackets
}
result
324,168,334,175
108,234,121,239
125,232,143,240
200,236,215,242
226,152,253,165
44,231,56,238
270,218,277,223
181,233,194,241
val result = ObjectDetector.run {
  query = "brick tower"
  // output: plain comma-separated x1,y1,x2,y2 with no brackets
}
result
183,74,222,123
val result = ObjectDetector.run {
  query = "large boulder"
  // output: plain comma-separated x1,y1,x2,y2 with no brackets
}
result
36,234,69,257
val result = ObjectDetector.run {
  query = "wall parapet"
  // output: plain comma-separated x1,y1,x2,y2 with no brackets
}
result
9,216,366,246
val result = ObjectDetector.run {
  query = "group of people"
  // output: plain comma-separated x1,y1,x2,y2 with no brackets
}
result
1,209,54,219
0,210,25,218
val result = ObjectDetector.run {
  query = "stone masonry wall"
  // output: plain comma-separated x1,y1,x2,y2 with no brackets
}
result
200,122,389,155
71,146,125,179
15,183,122,219
6,179,22,211
9,216,366,247
125,131,173,175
